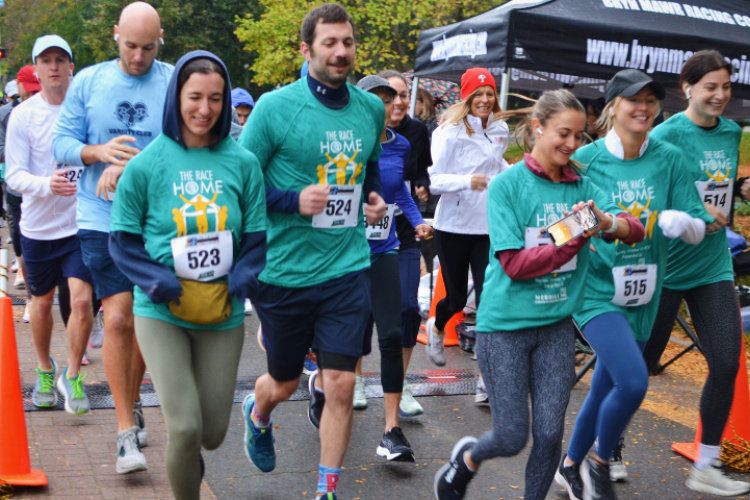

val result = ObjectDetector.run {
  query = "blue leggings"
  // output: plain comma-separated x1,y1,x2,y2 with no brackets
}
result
567,312,648,463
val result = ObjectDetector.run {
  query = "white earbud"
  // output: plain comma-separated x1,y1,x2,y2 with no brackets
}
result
685,88,691,100
160,37,165,45
114,34,119,42
609,107,615,116
536,128,543,135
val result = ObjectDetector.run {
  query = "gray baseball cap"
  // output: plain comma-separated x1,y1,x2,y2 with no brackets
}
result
605,69,665,104
357,75,397,96
32,35,73,62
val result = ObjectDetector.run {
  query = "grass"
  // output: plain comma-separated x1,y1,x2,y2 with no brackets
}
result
741,132,750,166
504,143,524,163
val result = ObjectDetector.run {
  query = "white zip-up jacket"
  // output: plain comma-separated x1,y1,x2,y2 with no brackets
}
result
429,113,510,234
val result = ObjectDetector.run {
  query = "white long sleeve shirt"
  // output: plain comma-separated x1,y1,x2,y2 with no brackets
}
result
429,114,510,234
6,93,78,240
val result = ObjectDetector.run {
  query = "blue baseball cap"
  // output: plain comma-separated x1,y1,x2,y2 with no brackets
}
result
32,35,73,62
231,88,255,108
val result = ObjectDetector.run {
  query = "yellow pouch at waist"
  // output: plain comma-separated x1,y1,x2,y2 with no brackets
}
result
168,279,232,325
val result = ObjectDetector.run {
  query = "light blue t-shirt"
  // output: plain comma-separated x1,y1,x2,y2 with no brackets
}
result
52,59,174,232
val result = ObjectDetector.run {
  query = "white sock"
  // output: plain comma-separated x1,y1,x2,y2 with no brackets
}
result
695,444,720,471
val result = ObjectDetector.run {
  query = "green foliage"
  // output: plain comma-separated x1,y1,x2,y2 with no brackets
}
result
740,132,750,166
235,0,508,86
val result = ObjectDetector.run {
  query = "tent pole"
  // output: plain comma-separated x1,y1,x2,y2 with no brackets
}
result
500,67,510,111
409,76,419,117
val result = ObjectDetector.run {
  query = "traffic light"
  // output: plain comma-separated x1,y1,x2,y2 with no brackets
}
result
0,48,7,60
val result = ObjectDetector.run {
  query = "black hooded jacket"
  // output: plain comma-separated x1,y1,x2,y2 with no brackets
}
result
109,50,267,305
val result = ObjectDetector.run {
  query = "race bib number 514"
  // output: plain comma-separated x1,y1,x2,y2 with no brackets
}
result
696,179,733,218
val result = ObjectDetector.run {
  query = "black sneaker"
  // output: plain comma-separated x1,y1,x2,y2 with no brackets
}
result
376,427,415,462
554,456,584,500
582,459,617,500
308,371,325,429
434,436,478,500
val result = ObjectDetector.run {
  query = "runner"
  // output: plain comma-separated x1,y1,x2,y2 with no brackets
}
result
641,50,750,497
110,50,266,500
52,1,173,473
5,35,94,415
377,69,432,417
237,4,386,498
434,89,640,500
557,69,716,500
231,87,254,126
424,68,508,370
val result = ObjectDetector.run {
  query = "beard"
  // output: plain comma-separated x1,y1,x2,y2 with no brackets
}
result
308,48,353,87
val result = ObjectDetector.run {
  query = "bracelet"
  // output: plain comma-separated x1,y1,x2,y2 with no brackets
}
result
602,212,618,233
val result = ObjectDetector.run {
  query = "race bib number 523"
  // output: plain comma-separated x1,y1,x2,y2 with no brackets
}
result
171,230,233,282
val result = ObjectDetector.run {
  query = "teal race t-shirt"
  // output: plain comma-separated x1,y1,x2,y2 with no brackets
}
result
651,113,742,290
238,79,384,288
110,134,267,330
573,138,712,341
476,159,619,333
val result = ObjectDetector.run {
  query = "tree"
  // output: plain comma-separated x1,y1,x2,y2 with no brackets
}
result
235,0,508,86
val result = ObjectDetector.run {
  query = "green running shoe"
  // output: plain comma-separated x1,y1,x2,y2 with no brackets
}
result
56,367,90,415
32,358,58,408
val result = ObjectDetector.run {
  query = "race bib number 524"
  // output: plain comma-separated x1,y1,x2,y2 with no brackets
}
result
312,185,362,229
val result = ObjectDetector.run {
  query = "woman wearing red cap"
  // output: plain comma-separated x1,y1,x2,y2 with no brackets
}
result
424,67,508,371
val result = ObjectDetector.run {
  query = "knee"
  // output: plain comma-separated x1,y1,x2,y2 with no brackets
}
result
379,334,402,356
709,357,740,385
264,377,299,402
494,427,528,456
34,295,55,315
322,371,355,405
202,426,228,451
106,311,134,336
618,374,648,403
70,295,92,317
169,421,202,452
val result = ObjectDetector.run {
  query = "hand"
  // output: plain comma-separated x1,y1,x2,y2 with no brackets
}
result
572,199,612,238
704,202,727,230
742,179,750,200
299,184,330,215
471,174,488,191
96,165,125,201
50,170,77,197
93,135,139,167
415,185,430,202
147,278,183,305
364,192,387,225
415,223,433,240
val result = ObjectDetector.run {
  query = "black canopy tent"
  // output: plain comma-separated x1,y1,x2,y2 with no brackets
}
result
411,0,750,119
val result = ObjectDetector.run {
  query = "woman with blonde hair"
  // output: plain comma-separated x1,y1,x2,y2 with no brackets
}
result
415,88,438,136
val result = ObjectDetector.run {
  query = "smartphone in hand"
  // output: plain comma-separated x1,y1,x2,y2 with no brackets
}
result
546,205,599,247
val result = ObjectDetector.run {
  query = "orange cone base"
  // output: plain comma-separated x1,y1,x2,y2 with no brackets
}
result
671,442,699,462
1,468,48,486
417,314,462,347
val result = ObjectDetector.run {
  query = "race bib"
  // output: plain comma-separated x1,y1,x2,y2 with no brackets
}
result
57,164,84,184
611,264,657,307
696,179,733,218
524,227,577,273
365,203,396,240
312,185,361,229
171,230,233,282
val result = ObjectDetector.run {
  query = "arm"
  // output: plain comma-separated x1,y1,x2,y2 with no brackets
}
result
601,212,645,245
428,127,472,194
109,231,182,303
228,231,267,301
395,178,424,229
52,76,89,166
265,185,300,214
499,236,588,280
414,124,431,188
0,106,11,163
363,158,384,199
658,210,706,244
5,112,52,197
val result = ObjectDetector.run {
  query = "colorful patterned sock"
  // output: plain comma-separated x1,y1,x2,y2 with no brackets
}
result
316,464,341,497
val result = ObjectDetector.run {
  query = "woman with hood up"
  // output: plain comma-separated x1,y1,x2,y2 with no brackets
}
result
108,51,267,499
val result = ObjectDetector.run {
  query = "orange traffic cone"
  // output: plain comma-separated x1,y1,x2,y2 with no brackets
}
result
0,296,47,486
672,327,750,469
417,266,462,347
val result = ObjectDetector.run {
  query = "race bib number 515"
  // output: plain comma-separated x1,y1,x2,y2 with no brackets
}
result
611,264,657,307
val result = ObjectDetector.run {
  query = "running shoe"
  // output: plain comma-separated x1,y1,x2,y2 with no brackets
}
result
242,394,276,472
22,302,30,323
303,351,318,376
399,379,423,417
308,371,324,429
317,494,336,500
88,308,105,349
425,317,446,366
353,374,367,409
56,367,90,415
133,400,148,447
434,436,478,500
609,437,627,482
6,236,11,244
555,457,584,500
376,427,415,462
257,325,266,351
80,351,90,366
581,459,616,500
116,426,148,474
244,299,253,315
10,258,18,273
686,461,750,496
32,357,58,408
474,376,489,404
14,268,25,288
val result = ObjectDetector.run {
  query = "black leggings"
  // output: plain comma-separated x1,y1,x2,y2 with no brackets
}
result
644,280,741,446
362,253,404,393
434,230,489,331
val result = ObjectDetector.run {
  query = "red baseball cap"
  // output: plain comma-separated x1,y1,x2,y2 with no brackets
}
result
460,67,496,100
17,66,42,93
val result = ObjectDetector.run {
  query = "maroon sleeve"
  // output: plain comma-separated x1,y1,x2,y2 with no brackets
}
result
498,236,589,280
602,212,645,245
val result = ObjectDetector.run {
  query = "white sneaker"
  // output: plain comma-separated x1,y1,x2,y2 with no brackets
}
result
14,268,25,289
88,308,104,349
474,376,489,404
10,258,18,273
425,317,446,366
244,299,253,315
353,374,367,409
399,380,423,417
609,437,627,482
116,426,148,474
686,462,750,496
22,302,30,323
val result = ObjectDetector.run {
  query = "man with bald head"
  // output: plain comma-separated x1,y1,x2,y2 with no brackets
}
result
53,1,173,474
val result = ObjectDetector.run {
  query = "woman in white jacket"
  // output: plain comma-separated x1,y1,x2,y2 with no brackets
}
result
425,67,510,367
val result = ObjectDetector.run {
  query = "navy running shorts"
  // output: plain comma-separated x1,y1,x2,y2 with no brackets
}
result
21,234,93,297
78,229,134,300
254,271,371,382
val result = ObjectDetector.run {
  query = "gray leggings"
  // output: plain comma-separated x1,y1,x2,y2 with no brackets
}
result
471,319,576,500
135,316,245,500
